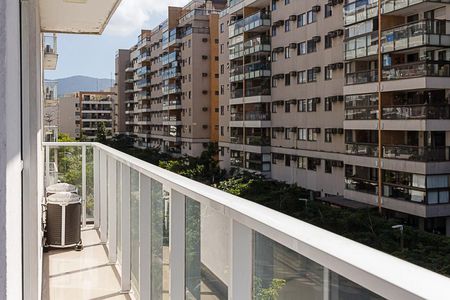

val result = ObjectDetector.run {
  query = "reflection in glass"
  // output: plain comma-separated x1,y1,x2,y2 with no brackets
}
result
329,271,384,300
185,198,228,300
130,169,140,289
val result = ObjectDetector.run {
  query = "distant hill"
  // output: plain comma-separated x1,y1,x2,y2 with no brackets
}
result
51,75,114,96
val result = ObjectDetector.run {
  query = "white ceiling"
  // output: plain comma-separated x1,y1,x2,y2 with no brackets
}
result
39,0,122,34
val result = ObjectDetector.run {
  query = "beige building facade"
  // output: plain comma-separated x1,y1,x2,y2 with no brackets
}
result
218,0,450,234
58,93,80,139
117,0,225,156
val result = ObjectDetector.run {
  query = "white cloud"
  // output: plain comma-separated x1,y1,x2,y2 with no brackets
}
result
105,0,190,36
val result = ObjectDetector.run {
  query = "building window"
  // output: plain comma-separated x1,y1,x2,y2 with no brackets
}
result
307,157,320,171
325,4,332,18
284,47,291,59
285,0,290,4
297,42,306,55
307,40,317,53
272,77,278,88
285,128,291,140
307,10,317,24
285,102,291,112
272,51,277,62
297,156,307,169
272,26,277,36
272,0,277,10
285,74,291,86
220,105,224,115
307,68,317,82
220,126,224,136
324,97,332,111
297,128,307,140
220,44,224,54
297,99,306,112
220,85,224,95
272,103,277,113
285,20,290,32
325,160,332,173
325,35,332,49
297,13,306,27
297,71,306,84
325,128,332,143
325,66,333,80
220,23,224,33
307,98,317,112
307,128,317,141
285,155,291,166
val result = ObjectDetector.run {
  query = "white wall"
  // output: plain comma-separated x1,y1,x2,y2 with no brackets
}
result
0,0,24,298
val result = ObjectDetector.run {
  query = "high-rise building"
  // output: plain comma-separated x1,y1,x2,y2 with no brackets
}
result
218,0,450,234
114,49,131,135
78,91,115,140
116,0,226,156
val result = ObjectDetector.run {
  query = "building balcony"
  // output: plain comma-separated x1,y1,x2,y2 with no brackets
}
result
344,0,450,26
229,36,271,60
162,99,182,110
229,11,271,38
162,84,182,95
345,20,450,61
230,62,271,82
39,141,450,299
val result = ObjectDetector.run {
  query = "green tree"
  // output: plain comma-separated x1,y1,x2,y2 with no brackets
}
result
96,121,107,143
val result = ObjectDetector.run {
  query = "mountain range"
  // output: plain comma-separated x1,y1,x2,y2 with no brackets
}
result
47,75,114,97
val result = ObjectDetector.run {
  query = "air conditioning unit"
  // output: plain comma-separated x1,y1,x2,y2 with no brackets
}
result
331,128,338,134
202,125,208,129
335,29,344,36
336,62,344,69
290,71,297,77
331,96,338,102
337,95,344,101
312,36,321,43
314,97,321,103
291,156,298,162
290,43,297,49
329,63,337,70
289,15,297,21
274,46,284,53
202,107,208,111
328,31,337,38
313,66,321,73
312,5,321,12
202,38,208,42
202,90,208,94
315,128,321,133
202,55,208,59
337,128,344,134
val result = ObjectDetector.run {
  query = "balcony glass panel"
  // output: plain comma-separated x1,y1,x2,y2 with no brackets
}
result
383,145,450,161
131,169,140,289
117,161,122,262
185,197,229,299
346,143,379,157
151,179,167,299
382,104,450,119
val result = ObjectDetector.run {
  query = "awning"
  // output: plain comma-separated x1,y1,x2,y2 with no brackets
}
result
39,0,122,34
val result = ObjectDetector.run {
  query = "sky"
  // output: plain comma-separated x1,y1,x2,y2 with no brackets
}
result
45,0,189,80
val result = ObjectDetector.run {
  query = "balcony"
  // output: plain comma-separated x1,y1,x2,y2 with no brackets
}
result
43,34,58,70
230,62,271,82
229,36,271,60
344,0,450,25
229,11,271,37
162,84,182,95
345,20,450,61
38,142,450,298
346,61,450,85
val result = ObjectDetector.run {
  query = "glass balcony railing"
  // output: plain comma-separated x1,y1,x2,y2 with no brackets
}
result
346,61,450,84
161,51,179,66
383,145,450,161
245,111,270,121
230,112,243,121
229,36,271,60
42,142,450,299
346,143,379,157
345,107,379,120
230,62,271,82
345,20,450,60
229,12,271,37
382,104,450,119
344,0,450,25
162,84,181,95
246,136,270,146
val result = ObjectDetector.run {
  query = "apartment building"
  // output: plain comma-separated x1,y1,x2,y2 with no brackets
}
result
78,91,114,140
219,0,450,234
114,49,130,135
117,0,225,156
58,93,79,139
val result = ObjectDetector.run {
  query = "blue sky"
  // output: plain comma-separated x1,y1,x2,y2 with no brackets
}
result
45,0,188,80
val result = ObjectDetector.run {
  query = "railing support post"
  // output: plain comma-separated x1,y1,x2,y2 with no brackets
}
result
100,151,108,243
230,220,252,300
120,164,131,293
81,145,86,228
323,267,330,300
139,174,152,299
45,145,50,188
169,189,185,299
93,148,100,228
108,157,117,263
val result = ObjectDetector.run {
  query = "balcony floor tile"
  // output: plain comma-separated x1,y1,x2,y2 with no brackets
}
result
42,227,129,300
